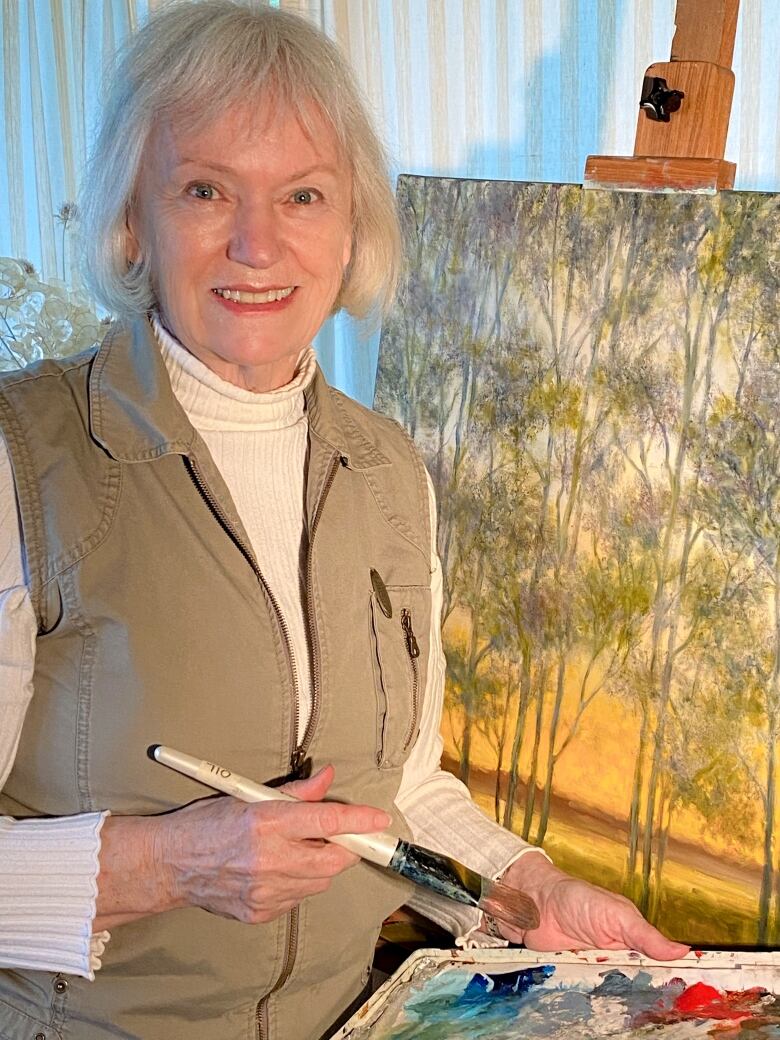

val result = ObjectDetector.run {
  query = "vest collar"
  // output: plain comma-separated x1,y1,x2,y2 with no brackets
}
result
304,367,391,470
89,318,197,462
89,317,391,470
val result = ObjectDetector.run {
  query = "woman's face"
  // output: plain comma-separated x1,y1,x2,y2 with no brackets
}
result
127,100,353,391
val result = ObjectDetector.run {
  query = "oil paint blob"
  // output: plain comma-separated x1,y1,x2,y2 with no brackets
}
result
371,968,780,1039
336,951,780,1040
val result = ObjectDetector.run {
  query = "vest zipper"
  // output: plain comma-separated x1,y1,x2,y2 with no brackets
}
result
401,609,421,752
184,457,304,1040
189,451,344,1038
257,451,342,1039
292,452,343,768
255,905,299,1040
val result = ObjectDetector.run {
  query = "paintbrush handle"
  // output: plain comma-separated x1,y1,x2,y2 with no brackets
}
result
149,745,399,867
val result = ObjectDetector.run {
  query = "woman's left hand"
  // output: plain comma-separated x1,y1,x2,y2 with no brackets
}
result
495,852,690,960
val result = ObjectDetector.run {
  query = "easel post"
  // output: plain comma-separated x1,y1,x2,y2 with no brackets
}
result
584,0,739,192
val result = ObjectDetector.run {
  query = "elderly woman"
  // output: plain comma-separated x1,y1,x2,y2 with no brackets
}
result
0,3,687,1038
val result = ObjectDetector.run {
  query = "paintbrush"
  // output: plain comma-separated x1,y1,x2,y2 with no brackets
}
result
148,744,540,932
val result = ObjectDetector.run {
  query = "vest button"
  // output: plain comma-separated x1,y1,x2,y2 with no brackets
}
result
370,568,393,618
35,1034,46,1039
54,976,69,993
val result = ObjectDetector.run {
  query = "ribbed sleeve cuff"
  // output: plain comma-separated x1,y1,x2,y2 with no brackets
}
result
0,812,110,979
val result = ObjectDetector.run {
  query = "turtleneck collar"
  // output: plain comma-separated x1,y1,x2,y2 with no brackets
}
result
151,315,316,432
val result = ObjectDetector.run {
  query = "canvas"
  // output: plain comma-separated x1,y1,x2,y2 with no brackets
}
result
374,176,780,946
335,949,780,1039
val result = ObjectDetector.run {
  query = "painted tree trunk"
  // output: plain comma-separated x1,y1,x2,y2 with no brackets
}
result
759,551,780,942
535,649,568,845
503,643,533,830
522,668,547,840
626,701,650,900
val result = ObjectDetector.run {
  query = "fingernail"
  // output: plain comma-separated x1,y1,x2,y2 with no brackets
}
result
373,812,392,830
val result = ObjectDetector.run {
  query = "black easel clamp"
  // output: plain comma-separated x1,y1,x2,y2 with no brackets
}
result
640,75,685,122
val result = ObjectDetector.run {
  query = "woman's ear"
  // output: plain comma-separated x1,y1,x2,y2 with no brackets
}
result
125,206,141,264
342,231,352,271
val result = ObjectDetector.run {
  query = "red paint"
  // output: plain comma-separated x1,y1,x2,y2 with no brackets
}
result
672,982,768,1020
694,950,705,959
635,981,774,1031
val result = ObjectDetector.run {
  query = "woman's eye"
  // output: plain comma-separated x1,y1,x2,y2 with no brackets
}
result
292,188,320,205
188,183,218,200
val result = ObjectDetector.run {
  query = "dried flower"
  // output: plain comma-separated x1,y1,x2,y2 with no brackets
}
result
0,256,103,371
55,202,79,227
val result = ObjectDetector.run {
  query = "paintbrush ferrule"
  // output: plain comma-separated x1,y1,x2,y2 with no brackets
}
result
389,841,481,908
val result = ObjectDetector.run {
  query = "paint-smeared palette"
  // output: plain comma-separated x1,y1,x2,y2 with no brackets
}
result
335,949,780,1038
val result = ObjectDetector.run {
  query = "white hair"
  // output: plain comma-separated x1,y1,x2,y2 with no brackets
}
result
79,0,401,320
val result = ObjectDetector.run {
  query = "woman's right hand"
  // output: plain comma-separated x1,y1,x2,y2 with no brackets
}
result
94,765,390,930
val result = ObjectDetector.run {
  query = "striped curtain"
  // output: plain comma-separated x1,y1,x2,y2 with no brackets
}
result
1,0,778,400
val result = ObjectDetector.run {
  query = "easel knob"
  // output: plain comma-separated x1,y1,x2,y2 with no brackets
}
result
584,0,739,192
639,76,685,123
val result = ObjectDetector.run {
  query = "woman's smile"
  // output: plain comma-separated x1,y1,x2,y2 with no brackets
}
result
211,284,298,312
212,285,296,304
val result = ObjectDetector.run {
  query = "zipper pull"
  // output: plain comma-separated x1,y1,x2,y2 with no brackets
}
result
289,748,312,780
401,609,420,658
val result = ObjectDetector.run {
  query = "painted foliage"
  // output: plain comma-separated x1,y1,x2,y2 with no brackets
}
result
375,177,780,946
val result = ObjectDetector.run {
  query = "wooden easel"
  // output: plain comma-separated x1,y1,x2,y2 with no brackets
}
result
584,0,739,192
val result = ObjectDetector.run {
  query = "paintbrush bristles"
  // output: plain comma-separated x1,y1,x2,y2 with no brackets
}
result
479,878,541,932
456,861,541,932
388,840,540,932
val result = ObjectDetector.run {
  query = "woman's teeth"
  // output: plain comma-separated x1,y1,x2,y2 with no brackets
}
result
213,287,294,304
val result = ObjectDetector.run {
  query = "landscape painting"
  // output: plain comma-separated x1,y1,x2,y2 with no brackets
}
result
375,176,780,946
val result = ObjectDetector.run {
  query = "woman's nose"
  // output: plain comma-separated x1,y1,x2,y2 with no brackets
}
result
227,201,284,268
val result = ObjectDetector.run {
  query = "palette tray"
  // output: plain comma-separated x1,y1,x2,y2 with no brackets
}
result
334,948,780,1038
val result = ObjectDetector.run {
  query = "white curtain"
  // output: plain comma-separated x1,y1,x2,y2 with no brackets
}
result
2,0,779,402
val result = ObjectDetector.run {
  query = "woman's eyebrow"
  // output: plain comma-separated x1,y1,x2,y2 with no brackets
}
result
174,159,237,174
173,159,342,181
283,164,342,181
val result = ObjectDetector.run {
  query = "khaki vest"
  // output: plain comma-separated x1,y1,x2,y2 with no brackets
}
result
0,319,433,1040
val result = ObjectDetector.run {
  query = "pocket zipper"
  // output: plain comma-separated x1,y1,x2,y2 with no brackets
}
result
401,608,421,752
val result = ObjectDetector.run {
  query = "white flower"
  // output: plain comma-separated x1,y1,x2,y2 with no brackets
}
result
0,256,103,367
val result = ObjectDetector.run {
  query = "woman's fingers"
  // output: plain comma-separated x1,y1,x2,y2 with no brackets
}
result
616,912,690,960
260,835,358,879
269,799,391,842
280,764,335,802
500,854,690,959
279,765,392,835
165,776,391,924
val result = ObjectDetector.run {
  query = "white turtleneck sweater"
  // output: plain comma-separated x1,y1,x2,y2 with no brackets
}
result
0,325,537,979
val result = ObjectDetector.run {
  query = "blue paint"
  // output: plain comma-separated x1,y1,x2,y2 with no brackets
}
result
464,966,557,998
382,966,558,1039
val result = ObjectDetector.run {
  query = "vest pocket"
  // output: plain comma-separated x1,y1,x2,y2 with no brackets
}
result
369,584,429,770
0,998,62,1040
